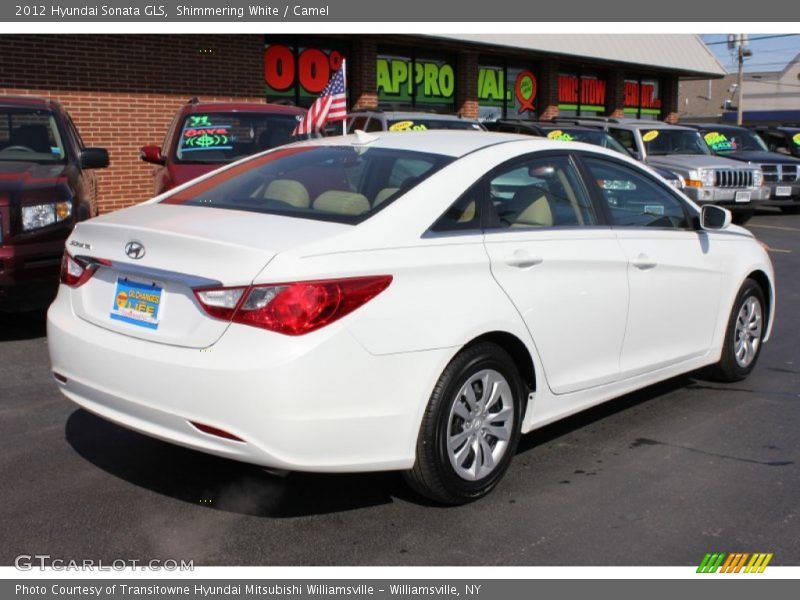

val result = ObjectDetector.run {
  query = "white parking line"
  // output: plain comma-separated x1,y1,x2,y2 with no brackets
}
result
748,224,800,233
768,248,792,254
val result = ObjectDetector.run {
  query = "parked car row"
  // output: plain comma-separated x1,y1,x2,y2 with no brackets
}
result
3,94,796,315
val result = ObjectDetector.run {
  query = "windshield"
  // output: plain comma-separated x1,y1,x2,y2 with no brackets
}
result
162,145,455,224
387,118,484,132
641,129,710,156
545,129,630,155
702,128,769,153
0,108,65,163
174,112,303,164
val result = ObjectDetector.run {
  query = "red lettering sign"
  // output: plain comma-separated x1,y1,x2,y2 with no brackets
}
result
558,74,578,103
264,44,345,95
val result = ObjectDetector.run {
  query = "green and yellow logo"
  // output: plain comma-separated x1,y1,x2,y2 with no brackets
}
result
697,552,773,573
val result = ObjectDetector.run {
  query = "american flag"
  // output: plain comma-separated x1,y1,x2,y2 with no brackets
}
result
292,60,347,136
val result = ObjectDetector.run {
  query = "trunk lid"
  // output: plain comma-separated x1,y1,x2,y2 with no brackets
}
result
66,203,349,348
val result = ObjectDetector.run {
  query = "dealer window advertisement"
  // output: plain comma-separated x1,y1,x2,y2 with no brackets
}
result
377,51,456,111
478,63,539,121
558,69,607,116
263,39,349,108
624,76,663,120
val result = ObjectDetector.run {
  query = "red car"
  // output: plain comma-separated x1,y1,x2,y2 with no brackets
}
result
140,100,306,195
0,96,108,312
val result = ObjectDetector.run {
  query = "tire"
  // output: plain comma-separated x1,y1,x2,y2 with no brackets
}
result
403,342,525,505
710,279,767,382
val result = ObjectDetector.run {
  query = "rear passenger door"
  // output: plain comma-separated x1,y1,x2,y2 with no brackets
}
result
482,152,630,395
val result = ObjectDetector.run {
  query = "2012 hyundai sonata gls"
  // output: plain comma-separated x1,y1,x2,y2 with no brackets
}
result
47,131,775,504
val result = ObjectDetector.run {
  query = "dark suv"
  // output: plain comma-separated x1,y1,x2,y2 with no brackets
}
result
0,96,109,312
754,126,800,159
140,100,306,195
686,123,800,213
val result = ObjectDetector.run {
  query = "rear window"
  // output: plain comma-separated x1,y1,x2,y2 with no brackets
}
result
387,119,484,132
174,111,303,164
0,108,65,163
162,145,454,224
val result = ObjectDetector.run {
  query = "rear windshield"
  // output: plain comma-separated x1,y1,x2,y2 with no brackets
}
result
174,112,303,164
701,128,768,153
162,145,455,224
641,129,710,156
0,108,65,163
387,118,484,132
544,129,629,155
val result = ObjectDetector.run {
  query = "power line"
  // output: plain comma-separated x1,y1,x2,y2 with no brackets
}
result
705,34,800,45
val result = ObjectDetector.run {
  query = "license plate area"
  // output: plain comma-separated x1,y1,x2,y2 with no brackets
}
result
735,191,751,203
109,278,163,330
776,186,791,197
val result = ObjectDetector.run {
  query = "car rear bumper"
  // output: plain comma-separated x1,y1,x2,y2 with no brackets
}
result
763,183,800,206
47,290,447,473
0,239,64,311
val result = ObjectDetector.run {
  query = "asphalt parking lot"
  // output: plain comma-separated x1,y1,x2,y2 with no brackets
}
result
1,210,798,567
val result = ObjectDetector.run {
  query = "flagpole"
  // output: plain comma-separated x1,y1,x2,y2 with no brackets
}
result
341,59,347,136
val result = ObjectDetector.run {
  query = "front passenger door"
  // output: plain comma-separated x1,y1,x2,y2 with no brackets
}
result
580,155,725,377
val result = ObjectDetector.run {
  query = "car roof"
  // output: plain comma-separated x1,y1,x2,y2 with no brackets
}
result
292,129,600,159
184,102,305,115
0,95,60,110
350,111,479,122
683,123,748,131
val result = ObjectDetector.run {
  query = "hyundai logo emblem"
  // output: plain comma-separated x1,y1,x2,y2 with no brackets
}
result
125,241,146,260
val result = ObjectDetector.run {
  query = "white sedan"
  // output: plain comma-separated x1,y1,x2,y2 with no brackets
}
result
47,131,775,504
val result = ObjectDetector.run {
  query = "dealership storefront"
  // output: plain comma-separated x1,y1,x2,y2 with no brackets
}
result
0,34,723,212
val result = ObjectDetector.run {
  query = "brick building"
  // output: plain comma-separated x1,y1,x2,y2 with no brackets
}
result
0,34,724,213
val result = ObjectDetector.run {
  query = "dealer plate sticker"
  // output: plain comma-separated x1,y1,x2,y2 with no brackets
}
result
110,278,162,330
776,186,792,197
735,191,751,203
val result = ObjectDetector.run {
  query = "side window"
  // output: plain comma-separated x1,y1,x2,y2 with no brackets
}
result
162,114,181,155
487,155,597,229
431,183,482,232
64,114,85,150
348,116,368,133
582,157,690,229
769,133,789,154
365,118,384,132
609,128,636,153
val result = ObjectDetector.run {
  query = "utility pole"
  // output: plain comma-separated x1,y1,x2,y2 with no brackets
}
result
736,39,745,126
728,34,750,125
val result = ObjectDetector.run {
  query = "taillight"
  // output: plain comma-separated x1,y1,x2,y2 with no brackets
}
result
59,252,106,288
194,275,392,336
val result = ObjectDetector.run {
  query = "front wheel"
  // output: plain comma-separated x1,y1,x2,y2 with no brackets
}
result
710,278,766,382
403,342,525,505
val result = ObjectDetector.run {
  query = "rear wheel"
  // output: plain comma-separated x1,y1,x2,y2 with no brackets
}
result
710,278,766,382
404,342,524,505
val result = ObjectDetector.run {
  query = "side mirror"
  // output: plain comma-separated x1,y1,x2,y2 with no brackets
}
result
80,148,109,169
139,145,165,165
701,205,732,230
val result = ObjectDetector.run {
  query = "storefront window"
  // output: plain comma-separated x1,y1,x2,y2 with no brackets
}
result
624,77,663,120
558,70,607,116
263,38,349,108
477,63,539,121
376,51,456,112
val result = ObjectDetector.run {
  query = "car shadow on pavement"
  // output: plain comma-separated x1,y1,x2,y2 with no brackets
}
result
515,374,694,456
65,375,699,517
65,409,431,518
0,309,47,341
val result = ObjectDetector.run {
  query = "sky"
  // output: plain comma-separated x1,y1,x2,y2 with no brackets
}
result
701,34,800,74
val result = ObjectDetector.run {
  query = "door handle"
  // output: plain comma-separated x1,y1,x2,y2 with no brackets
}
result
505,251,543,269
632,254,657,270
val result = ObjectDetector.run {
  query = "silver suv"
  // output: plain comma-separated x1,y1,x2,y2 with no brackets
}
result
346,111,485,133
575,118,767,216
